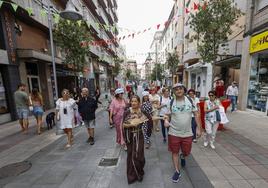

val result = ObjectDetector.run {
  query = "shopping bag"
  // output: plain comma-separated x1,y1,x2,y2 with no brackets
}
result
219,106,229,124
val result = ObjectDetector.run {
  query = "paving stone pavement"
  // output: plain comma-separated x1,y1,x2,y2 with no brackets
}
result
190,110,268,188
1,103,268,188
0,109,212,188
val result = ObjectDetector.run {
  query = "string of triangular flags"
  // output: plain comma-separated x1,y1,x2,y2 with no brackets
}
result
0,0,207,35
0,0,207,47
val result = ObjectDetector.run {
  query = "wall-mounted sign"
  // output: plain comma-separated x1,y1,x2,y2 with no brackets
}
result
250,30,268,54
3,11,17,64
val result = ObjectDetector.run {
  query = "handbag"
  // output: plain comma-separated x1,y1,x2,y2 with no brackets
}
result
215,110,221,122
28,97,33,111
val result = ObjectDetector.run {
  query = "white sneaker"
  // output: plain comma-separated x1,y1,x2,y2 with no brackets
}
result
210,142,215,149
204,141,209,147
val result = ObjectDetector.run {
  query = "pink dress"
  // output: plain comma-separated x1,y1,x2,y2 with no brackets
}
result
110,98,126,145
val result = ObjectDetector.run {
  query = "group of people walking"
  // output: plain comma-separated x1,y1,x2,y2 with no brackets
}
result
109,83,226,184
13,81,228,184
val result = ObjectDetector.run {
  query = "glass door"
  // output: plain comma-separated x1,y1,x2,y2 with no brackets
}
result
27,75,41,93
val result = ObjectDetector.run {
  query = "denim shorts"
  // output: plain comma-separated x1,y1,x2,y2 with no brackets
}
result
84,120,95,128
17,108,29,120
33,106,44,117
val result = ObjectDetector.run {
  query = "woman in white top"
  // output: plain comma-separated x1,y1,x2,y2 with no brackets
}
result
204,91,221,149
188,89,200,143
56,89,77,148
159,88,172,143
149,86,160,132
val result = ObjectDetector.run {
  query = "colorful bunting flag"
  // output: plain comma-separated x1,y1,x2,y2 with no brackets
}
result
185,8,190,14
202,2,207,10
40,9,47,18
53,13,60,24
26,7,33,16
0,1,4,9
11,3,18,12
77,20,82,27
132,33,135,38
194,3,199,10
157,24,161,30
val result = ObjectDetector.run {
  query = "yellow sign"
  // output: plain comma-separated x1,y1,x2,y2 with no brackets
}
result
250,30,268,53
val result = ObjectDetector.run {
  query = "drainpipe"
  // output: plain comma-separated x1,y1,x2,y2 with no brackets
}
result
248,0,254,35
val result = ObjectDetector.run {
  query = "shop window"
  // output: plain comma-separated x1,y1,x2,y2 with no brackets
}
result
0,71,9,114
248,52,268,112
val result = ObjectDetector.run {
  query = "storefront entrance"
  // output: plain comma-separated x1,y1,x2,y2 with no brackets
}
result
27,75,41,93
247,50,268,112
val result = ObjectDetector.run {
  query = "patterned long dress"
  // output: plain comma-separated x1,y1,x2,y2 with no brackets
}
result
109,98,126,145
141,101,153,143
123,108,146,184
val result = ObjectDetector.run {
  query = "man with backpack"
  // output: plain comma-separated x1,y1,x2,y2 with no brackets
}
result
164,83,202,183
78,88,98,145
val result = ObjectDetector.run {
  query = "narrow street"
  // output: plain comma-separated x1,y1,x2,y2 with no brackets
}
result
0,107,211,188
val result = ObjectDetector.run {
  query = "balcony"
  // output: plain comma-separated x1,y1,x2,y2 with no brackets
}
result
106,8,115,25
98,0,107,9
183,43,199,63
83,0,98,13
86,10,100,34
112,10,118,23
12,0,49,28
98,7,109,26
113,0,118,9
90,45,102,57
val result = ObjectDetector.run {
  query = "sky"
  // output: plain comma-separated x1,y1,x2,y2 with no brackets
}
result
117,0,174,68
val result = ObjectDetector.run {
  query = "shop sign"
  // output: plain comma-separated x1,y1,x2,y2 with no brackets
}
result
3,11,16,64
250,30,268,54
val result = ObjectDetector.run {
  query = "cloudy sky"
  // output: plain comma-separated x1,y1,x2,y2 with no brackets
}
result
117,0,174,68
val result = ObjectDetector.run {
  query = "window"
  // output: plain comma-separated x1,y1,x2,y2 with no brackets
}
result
184,33,189,52
0,71,9,114
0,17,5,50
256,0,268,11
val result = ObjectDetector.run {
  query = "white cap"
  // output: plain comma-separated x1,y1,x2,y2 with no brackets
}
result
172,83,185,89
142,91,150,97
115,88,124,94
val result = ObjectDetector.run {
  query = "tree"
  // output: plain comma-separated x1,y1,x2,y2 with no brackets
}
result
189,0,242,63
151,64,164,82
126,69,132,80
166,52,180,85
53,19,92,71
113,60,122,77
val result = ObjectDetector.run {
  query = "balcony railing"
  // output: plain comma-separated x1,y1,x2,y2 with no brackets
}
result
98,6,110,26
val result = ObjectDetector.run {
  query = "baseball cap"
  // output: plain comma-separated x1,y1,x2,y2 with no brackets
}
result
173,83,187,93
172,83,185,89
115,88,124,94
142,91,150,97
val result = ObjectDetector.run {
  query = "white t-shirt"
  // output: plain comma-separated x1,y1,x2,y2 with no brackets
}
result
168,96,198,138
159,96,171,116
226,86,238,96
56,98,76,129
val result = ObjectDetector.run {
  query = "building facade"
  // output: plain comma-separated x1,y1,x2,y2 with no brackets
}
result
0,0,119,124
239,0,268,115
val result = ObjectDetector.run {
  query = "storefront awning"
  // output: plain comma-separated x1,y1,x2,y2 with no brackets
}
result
17,49,63,64
214,55,241,69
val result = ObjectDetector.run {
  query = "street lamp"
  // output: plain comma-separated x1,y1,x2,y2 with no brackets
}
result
60,0,83,21
47,0,83,100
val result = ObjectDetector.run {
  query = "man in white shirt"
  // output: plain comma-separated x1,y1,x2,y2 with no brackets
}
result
226,81,238,112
